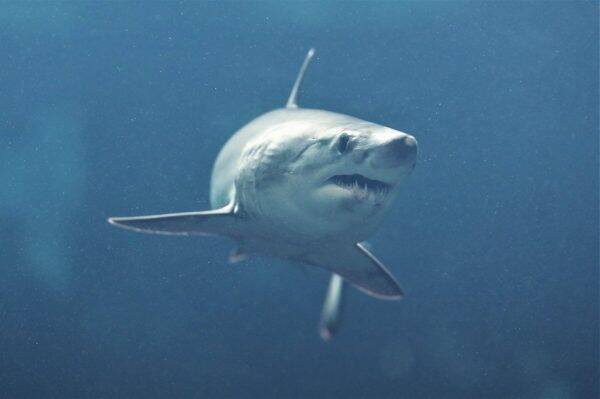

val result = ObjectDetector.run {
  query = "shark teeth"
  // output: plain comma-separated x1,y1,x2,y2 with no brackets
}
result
328,174,391,200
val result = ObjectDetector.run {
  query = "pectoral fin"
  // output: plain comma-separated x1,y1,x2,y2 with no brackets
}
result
108,203,239,237
303,243,403,299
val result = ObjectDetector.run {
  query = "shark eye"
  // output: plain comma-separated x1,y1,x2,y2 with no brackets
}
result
337,132,351,154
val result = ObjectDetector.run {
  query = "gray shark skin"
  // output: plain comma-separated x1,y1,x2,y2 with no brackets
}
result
108,49,417,339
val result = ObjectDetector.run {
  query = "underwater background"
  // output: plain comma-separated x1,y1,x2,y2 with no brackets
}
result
0,2,598,398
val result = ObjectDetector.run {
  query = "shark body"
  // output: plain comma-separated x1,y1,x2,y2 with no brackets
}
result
109,49,417,339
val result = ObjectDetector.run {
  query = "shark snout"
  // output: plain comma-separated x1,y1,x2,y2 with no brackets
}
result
370,134,417,169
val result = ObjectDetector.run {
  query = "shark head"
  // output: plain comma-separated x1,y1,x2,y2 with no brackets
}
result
315,124,416,216
236,114,417,243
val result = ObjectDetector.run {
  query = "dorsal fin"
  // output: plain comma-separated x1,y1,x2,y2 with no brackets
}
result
286,48,315,109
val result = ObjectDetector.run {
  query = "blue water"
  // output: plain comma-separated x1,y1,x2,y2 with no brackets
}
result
1,2,598,398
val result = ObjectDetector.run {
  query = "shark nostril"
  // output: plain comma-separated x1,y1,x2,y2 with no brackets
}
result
390,135,417,159
404,135,417,148
370,135,418,169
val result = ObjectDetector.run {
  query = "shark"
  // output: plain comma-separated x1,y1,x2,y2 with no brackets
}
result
108,49,417,340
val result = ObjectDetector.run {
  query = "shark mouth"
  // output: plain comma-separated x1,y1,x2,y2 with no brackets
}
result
328,174,391,196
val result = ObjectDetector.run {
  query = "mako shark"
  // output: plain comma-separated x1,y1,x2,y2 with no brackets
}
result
108,49,417,340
